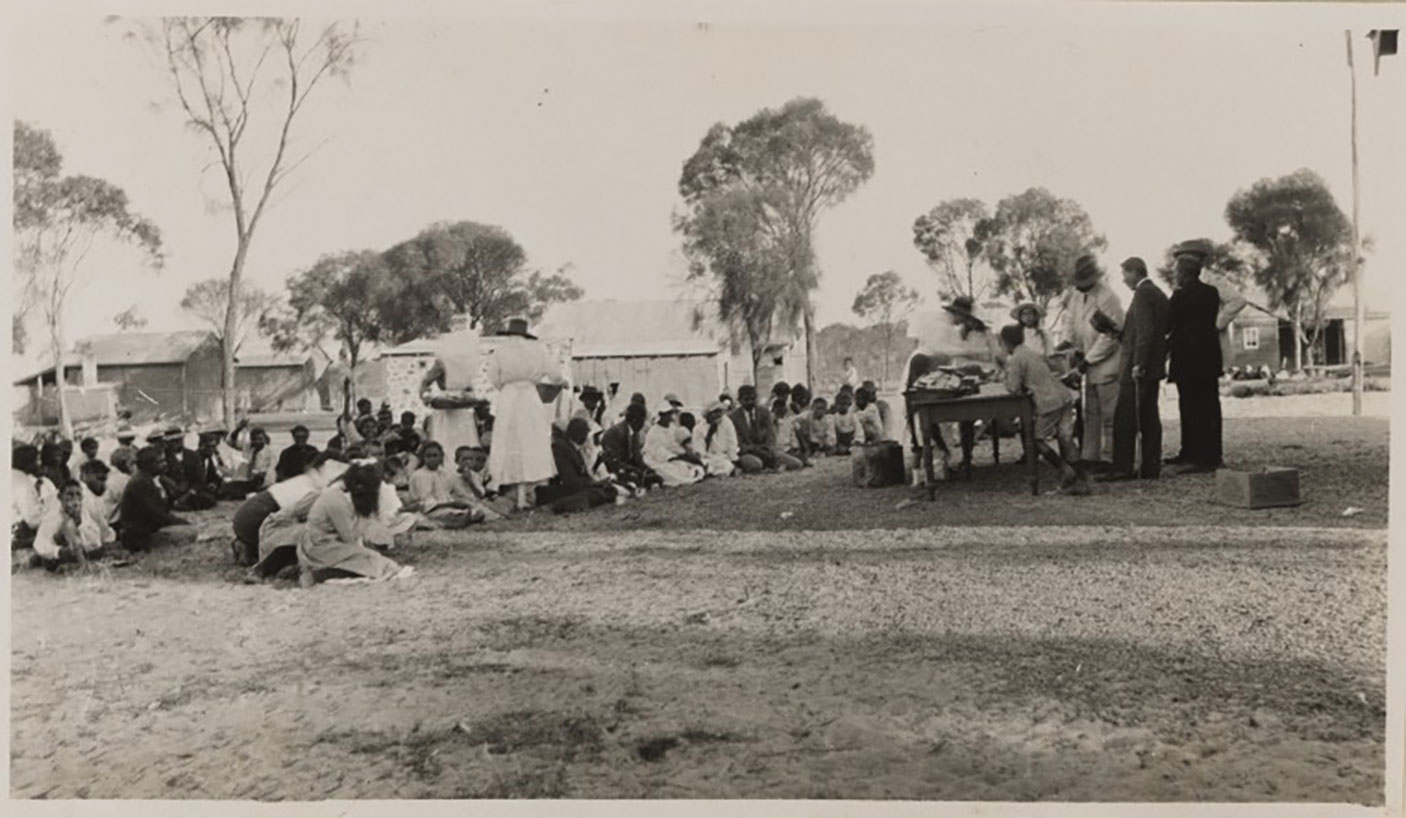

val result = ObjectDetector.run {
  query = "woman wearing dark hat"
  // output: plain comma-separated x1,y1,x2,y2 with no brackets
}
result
485,317,568,510
902,296,999,480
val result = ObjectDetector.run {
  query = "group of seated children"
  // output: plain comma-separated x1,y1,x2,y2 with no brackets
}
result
768,380,889,464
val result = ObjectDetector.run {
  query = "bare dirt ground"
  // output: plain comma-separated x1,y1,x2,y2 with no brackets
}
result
10,412,1389,802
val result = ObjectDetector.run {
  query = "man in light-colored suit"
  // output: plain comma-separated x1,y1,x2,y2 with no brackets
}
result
1061,255,1125,469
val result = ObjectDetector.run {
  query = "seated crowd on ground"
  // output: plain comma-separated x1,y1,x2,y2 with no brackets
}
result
10,373,901,586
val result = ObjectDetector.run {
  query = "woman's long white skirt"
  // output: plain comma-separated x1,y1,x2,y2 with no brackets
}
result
487,381,557,486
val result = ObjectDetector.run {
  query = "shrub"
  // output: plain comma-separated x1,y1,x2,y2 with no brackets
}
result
1225,376,1391,399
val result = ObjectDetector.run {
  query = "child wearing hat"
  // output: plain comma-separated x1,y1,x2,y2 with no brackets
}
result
1011,302,1053,357
999,324,1090,496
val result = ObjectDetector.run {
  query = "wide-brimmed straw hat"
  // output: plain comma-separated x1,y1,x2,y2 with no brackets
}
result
496,317,537,340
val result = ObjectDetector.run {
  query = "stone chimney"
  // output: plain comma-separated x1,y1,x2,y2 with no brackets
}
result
77,344,98,387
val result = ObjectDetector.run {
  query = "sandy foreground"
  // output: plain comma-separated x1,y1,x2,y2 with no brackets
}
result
11,519,1386,802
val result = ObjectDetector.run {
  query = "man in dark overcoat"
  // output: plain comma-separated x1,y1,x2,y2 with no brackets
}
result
1165,242,1225,473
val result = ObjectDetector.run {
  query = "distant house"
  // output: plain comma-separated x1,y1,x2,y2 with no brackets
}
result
13,331,224,424
1227,286,1391,372
232,347,325,413
368,301,807,419
12,331,326,426
535,299,807,410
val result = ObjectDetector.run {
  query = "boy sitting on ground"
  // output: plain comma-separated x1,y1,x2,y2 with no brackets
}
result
79,459,122,533
792,398,836,461
831,391,865,456
998,324,1090,496
407,441,482,529
448,445,508,521
121,446,199,552
771,398,802,462
31,480,115,571
853,387,886,442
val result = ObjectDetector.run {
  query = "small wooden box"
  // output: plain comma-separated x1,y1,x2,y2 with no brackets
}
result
1215,467,1302,509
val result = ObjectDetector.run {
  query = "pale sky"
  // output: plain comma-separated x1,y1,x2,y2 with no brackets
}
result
9,2,1405,356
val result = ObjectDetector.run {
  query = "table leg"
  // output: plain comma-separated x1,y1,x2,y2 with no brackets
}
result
992,418,1000,465
919,414,937,501
1023,406,1038,495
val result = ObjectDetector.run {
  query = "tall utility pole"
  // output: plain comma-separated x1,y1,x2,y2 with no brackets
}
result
1345,30,1364,417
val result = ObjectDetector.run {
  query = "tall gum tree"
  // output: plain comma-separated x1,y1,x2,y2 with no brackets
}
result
678,98,875,386
125,17,362,424
13,121,163,436
1224,169,1356,368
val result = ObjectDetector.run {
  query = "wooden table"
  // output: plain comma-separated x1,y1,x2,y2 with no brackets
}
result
905,388,1038,500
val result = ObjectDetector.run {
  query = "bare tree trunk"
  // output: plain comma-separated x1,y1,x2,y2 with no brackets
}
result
51,320,72,439
803,309,817,389
1293,304,1303,372
222,239,250,425
882,323,891,388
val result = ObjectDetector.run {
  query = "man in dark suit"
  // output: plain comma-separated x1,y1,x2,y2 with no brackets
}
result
276,425,320,481
1165,243,1225,474
729,385,804,473
536,419,617,513
1100,257,1171,481
119,446,197,552
600,403,662,489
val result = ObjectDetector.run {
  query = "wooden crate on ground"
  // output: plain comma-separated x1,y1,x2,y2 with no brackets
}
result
1215,467,1302,509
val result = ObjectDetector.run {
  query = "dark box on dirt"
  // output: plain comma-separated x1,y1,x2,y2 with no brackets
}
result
853,442,905,488
1215,467,1302,509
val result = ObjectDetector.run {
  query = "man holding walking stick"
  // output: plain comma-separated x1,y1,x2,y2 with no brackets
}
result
1060,255,1125,473
1100,257,1170,482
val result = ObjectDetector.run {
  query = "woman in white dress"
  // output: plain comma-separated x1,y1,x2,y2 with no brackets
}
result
692,401,740,477
643,406,706,487
420,347,484,454
484,318,568,510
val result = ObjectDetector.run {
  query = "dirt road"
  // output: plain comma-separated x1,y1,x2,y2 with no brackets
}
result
11,521,1385,801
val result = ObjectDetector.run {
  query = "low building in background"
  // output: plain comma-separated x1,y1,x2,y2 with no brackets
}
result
12,331,325,427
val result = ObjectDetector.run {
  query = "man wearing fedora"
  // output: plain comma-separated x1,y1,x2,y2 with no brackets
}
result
1165,242,1226,473
1060,255,1125,471
1165,239,1249,368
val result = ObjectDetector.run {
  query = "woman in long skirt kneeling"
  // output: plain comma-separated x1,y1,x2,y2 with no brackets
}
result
296,461,413,587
